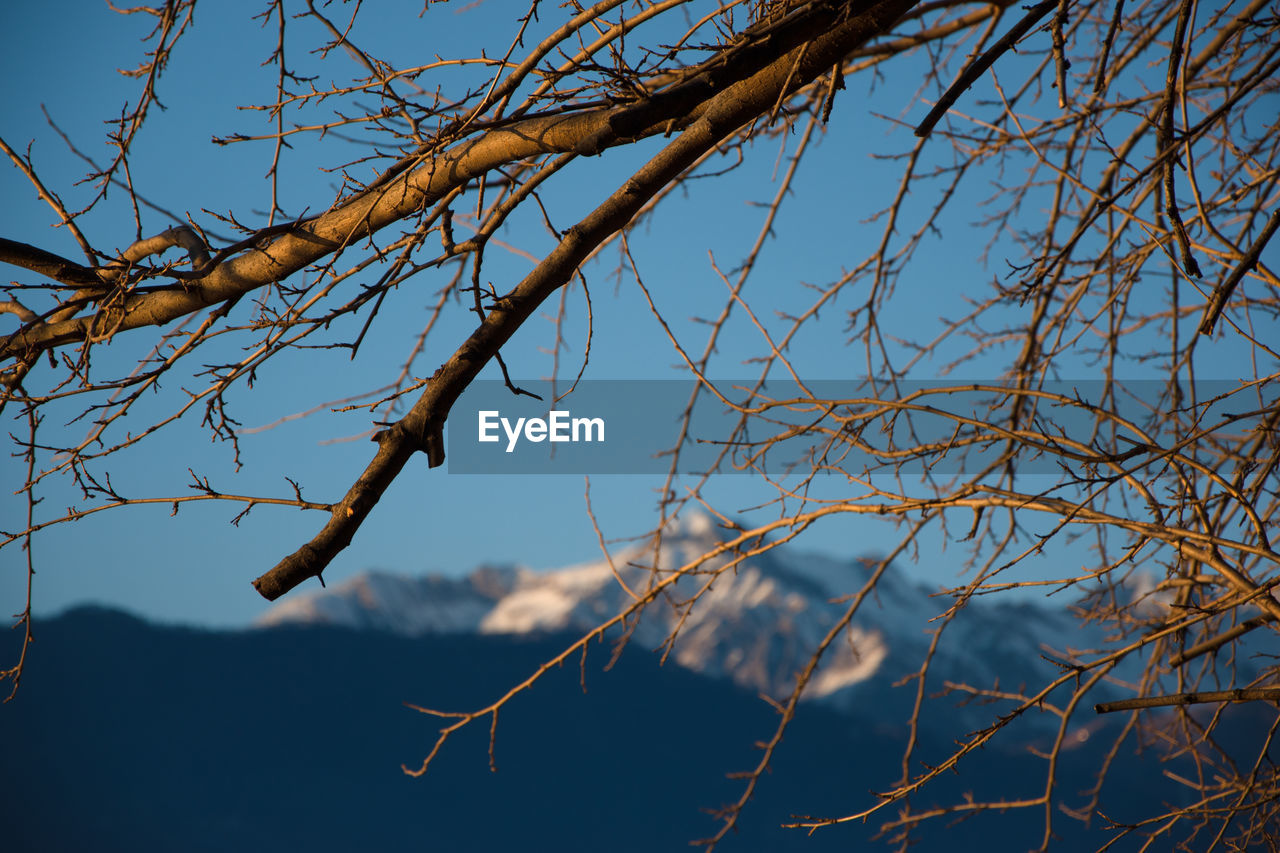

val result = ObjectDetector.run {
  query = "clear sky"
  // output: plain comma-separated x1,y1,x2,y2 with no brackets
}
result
2,1,1269,628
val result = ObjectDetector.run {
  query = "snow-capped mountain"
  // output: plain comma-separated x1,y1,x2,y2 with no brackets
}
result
258,514,1101,717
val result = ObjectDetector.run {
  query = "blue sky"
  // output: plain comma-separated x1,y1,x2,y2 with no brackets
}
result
2,2,1270,627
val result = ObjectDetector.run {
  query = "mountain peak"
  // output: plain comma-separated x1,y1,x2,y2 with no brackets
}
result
254,518,1102,717
256,566,518,635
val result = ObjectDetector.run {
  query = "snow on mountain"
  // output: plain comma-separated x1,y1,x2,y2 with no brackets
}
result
256,513,1095,710
259,565,518,635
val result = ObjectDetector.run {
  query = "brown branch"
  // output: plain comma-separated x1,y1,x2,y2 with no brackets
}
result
1169,615,1275,667
0,301,38,323
913,0,1054,138
3,0,903,363
1096,688,1280,714
1198,207,1280,335
0,237,104,287
250,0,922,600
100,225,211,282
1159,0,1201,279
2,109,604,357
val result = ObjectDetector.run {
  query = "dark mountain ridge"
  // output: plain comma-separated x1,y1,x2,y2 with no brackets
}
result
0,606,1232,852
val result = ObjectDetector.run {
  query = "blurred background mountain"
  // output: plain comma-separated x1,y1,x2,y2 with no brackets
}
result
4,517,1254,851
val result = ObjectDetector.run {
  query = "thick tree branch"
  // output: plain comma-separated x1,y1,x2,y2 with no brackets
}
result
3,0,902,363
1198,207,1280,335
2,108,608,358
914,0,1053,137
1096,687,1280,714
1169,614,1275,667
100,225,210,282
251,0,920,600
0,238,103,287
